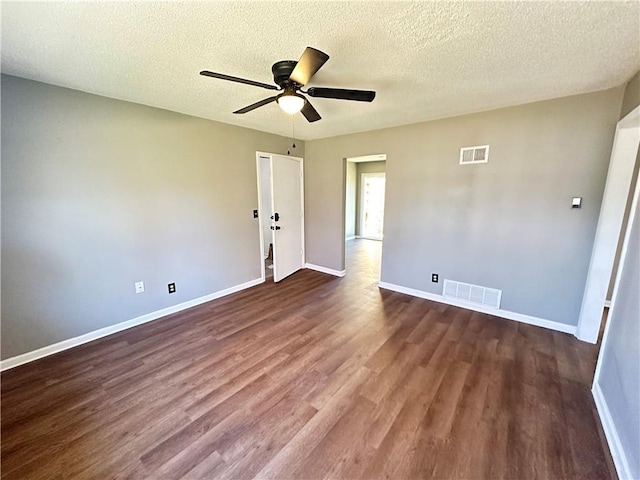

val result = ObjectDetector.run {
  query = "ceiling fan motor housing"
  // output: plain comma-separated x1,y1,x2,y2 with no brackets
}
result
272,60,298,87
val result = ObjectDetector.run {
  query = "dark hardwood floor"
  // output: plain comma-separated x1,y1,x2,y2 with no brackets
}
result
1,239,616,479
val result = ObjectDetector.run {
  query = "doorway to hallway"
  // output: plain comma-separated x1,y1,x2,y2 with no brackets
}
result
344,154,386,280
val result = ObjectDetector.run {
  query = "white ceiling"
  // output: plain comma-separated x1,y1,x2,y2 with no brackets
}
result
2,1,639,141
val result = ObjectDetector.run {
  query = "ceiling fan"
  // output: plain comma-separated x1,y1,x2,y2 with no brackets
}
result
200,47,376,123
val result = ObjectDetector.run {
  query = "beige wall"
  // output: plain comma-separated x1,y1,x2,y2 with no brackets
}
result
305,87,623,326
1,74,303,359
620,70,640,119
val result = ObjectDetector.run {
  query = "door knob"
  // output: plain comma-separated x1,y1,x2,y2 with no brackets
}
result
270,226,281,230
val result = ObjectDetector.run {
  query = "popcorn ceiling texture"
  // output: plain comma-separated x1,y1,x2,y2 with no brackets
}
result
2,1,638,140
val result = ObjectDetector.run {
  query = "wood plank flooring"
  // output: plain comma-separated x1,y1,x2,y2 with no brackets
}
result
1,239,616,479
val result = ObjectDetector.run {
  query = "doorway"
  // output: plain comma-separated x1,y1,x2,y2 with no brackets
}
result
256,152,305,283
344,154,387,279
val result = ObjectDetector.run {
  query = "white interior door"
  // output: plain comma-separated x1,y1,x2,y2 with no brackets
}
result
271,154,304,282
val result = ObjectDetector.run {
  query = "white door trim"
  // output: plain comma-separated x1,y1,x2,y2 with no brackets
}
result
576,106,640,343
360,172,386,241
300,157,306,267
255,152,269,282
591,151,640,480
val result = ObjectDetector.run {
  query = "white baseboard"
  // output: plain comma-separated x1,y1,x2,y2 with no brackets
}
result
592,382,633,480
378,281,576,335
305,263,346,277
345,236,356,241
0,278,264,372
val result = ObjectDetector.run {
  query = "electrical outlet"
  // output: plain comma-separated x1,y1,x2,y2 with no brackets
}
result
432,273,439,283
253,209,259,218
135,281,145,294
168,283,176,294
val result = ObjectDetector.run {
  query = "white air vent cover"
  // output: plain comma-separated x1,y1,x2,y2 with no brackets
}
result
443,279,501,309
459,145,489,165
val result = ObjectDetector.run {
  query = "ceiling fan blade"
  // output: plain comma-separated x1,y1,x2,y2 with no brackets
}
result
301,100,321,123
307,87,376,102
233,96,278,114
200,71,279,91
289,47,330,86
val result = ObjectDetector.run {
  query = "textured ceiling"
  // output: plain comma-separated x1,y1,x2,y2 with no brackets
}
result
2,1,639,140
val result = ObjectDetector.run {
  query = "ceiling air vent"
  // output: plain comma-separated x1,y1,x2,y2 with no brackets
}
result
443,279,502,309
459,145,489,165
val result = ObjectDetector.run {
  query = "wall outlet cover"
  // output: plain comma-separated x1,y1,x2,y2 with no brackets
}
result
135,281,144,294
168,283,176,294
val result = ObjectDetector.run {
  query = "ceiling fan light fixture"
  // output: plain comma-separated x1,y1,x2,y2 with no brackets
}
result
277,92,305,115
201,46,375,123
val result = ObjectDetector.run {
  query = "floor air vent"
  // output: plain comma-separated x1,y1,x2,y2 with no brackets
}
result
443,279,502,309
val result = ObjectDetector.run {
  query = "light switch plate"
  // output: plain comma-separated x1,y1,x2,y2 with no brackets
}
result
135,281,145,294
572,197,582,209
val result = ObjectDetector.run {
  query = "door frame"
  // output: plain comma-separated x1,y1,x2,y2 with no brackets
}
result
255,151,305,282
591,164,639,480
256,153,270,282
576,105,640,343
359,172,386,241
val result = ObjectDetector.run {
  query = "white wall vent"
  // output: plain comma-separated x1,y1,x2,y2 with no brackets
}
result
443,279,502,309
459,145,489,165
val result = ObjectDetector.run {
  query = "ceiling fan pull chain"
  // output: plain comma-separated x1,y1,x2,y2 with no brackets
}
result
288,116,296,155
